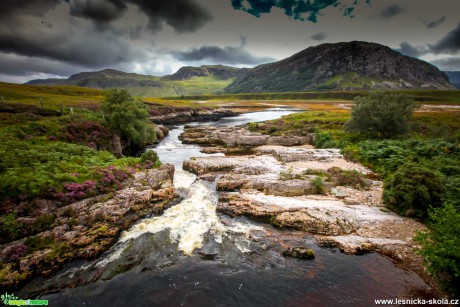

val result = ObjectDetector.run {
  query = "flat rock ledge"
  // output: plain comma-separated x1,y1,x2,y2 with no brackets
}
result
150,109,237,125
182,141,425,263
0,164,176,290
180,125,314,149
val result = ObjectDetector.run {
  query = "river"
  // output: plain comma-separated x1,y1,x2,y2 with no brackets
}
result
19,108,431,306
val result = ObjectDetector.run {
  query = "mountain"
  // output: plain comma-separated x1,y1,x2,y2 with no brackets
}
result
26,69,162,89
225,41,454,93
161,65,248,81
445,71,460,89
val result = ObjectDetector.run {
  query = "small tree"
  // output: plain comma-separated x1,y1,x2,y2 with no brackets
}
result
383,162,444,218
101,89,155,157
344,91,418,138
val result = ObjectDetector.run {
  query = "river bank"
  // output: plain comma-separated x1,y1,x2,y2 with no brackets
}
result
180,124,440,295
0,164,176,290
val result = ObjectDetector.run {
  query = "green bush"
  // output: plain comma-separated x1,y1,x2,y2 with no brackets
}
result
327,167,370,190
0,213,23,242
247,122,259,132
140,150,160,165
279,167,295,180
415,203,460,297
311,177,326,194
383,163,444,218
344,91,418,138
314,127,337,148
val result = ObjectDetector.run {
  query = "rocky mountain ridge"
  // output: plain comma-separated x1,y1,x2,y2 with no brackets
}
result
225,41,454,93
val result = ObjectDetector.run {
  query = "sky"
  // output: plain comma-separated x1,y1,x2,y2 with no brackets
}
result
0,0,459,83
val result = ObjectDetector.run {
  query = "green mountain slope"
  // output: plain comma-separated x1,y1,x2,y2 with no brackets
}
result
225,41,454,93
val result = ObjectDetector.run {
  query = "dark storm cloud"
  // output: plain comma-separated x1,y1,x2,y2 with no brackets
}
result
0,52,79,77
310,32,327,41
69,0,127,25
68,0,212,33
0,0,212,70
377,4,405,19
396,42,426,57
129,0,213,33
430,22,460,54
231,0,370,23
173,39,275,65
426,16,446,29
431,57,460,71
0,27,145,67
0,0,60,17
397,23,460,58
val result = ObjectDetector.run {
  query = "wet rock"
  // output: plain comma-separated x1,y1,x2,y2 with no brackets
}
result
282,247,315,260
151,109,236,125
272,211,354,236
316,235,406,255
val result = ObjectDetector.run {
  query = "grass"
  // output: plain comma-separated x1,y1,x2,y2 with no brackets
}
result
115,76,235,98
0,82,104,109
169,90,460,104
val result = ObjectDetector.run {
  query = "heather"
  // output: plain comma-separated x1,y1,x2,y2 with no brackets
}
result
0,98,161,244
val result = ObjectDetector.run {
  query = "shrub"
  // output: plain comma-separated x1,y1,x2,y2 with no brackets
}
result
414,203,460,297
344,91,418,138
327,167,370,190
314,127,337,148
140,150,160,166
279,167,295,180
383,163,444,218
247,122,259,132
311,177,326,194
1,243,27,263
0,213,23,242
24,236,54,253
33,213,56,232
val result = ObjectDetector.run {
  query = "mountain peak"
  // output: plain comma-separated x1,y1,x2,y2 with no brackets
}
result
161,65,247,81
226,41,454,93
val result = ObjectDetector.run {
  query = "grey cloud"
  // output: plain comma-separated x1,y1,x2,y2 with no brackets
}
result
396,42,426,57
310,32,327,41
397,23,460,57
0,27,145,67
69,0,127,25
378,4,405,19
173,41,275,65
0,0,60,18
426,16,446,29
0,52,80,77
430,22,460,54
128,0,212,33
430,57,460,71
0,0,212,71
68,0,212,33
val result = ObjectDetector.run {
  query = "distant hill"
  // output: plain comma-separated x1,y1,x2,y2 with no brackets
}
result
445,71,460,89
225,41,454,93
161,65,247,81
25,67,242,97
26,69,163,89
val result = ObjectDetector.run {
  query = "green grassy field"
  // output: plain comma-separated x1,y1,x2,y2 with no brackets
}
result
0,82,104,109
172,90,460,104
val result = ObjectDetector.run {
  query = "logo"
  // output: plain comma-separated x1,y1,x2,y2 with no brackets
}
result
1,293,48,306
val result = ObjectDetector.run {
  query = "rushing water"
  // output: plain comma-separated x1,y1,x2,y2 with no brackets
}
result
19,108,432,306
